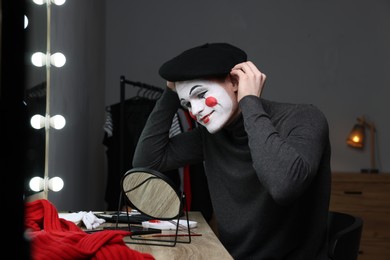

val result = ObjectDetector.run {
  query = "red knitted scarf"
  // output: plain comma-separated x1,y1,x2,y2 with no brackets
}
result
25,199,155,260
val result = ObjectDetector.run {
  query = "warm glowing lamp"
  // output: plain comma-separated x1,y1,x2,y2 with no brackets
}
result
346,116,379,173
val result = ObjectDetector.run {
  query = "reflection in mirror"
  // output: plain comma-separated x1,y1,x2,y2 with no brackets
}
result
24,0,67,200
121,168,192,247
121,168,182,220
24,1,47,197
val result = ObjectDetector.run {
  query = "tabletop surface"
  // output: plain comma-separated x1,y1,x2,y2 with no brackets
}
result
102,211,233,260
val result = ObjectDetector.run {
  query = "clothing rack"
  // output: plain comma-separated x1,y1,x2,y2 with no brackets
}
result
119,75,163,178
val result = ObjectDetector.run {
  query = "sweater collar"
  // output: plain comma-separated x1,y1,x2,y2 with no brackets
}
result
223,112,247,138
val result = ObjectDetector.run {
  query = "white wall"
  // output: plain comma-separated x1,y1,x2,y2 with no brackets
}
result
27,0,390,211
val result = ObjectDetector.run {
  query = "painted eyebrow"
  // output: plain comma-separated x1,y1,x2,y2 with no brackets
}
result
189,85,202,95
179,85,203,102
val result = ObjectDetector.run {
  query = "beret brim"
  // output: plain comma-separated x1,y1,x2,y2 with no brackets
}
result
159,43,247,82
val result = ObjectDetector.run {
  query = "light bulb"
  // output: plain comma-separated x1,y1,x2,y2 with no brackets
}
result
48,177,64,192
32,0,66,5
31,52,66,68
50,115,66,129
30,114,45,129
50,52,66,67
29,176,64,192
24,15,29,29
52,0,66,5
30,114,66,130
29,177,44,192
32,0,45,5
352,136,360,143
31,52,47,67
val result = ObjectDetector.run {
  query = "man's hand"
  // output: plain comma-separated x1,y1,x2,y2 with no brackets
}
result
230,61,266,102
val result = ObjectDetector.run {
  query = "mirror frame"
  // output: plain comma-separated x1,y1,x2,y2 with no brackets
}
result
119,167,192,246
121,167,183,220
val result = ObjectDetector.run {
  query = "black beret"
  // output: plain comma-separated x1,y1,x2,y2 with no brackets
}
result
159,43,247,82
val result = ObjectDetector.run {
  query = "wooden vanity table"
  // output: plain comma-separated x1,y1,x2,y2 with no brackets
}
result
102,211,232,260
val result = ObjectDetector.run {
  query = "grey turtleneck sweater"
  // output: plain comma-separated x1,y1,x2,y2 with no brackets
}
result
133,88,331,260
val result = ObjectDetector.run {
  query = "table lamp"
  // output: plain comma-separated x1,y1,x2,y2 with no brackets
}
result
346,116,379,173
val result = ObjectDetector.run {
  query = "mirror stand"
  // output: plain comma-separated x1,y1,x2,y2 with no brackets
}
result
123,193,191,247
115,167,193,247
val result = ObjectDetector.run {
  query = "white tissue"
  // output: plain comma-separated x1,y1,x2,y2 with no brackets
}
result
59,211,106,230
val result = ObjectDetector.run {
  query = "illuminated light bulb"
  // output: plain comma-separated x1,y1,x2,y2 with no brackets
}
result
352,136,360,143
29,176,64,192
48,177,64,192
50,115,66,129
32,0,45,5
24,15,29,29
29,177,44,192
52,0,66,5
31,52,66,67
31,52,47,67
50,52,66,67
33,0,66,5
31,114,66,130
30,114,46,129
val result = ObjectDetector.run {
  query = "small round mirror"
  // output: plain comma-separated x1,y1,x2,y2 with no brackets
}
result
121,168,182,219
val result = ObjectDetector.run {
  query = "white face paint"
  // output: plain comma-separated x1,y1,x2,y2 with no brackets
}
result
176,79,237,134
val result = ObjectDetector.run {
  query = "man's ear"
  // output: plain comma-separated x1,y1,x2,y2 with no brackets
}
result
228,74,239,92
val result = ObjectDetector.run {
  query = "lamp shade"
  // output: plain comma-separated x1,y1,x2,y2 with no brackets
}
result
346,123,365,148
346,116,379,173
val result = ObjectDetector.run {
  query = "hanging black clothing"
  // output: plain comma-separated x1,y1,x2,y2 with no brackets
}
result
103,97,180,210
103,96,213,221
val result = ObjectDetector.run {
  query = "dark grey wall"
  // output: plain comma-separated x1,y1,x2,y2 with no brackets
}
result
105,0,390,171
29,0,390,211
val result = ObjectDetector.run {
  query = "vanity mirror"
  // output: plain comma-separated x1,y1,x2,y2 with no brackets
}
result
25,0,67,200
119,167,192,246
